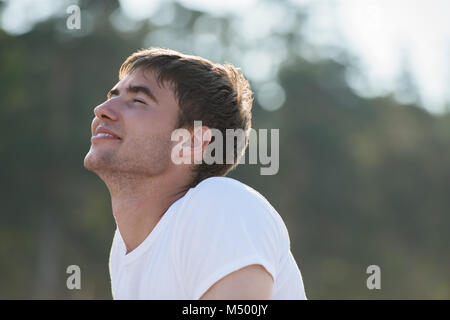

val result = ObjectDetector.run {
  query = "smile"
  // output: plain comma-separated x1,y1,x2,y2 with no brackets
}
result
91,133,121,141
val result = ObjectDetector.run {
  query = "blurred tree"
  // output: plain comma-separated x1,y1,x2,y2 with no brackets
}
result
0,0,448,299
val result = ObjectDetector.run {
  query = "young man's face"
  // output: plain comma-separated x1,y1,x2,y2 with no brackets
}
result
84,68,180,179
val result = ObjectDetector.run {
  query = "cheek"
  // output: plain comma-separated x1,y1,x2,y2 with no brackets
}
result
131,107,173,127
133,121,173,142
124,116,174,151
122,106,179,146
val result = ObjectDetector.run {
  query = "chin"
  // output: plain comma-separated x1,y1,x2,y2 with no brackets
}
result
84,150,105,171
83,152,97,172
84,148,122,173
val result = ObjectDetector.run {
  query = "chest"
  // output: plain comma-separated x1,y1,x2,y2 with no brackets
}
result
111,237,185,299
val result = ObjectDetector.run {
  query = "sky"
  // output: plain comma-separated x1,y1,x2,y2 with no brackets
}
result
173,0,450,113
303,0,450,114
2,0,450,113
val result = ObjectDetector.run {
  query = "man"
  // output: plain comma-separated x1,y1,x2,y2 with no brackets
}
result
84,47,307,300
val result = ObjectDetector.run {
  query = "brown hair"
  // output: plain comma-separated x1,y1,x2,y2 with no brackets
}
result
119,47,253,188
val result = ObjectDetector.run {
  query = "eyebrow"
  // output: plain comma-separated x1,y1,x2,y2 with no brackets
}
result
107,85,158,103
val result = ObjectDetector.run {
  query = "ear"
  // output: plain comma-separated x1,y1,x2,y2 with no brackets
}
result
170,127,192,165
190,125,212,165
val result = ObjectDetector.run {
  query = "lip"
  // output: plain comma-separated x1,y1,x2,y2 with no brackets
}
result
91,125,121,141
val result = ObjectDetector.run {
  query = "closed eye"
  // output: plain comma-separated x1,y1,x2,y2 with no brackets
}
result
133,98,146,105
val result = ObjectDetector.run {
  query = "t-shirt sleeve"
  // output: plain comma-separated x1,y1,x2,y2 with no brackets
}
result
173,178,287,300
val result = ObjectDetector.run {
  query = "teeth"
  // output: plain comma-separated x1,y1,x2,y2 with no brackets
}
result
96,133,115,138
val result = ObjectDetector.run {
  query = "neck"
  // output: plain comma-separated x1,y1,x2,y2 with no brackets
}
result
103,171,190,254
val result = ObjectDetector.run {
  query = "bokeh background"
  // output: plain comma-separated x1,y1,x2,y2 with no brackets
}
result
1,0,449,299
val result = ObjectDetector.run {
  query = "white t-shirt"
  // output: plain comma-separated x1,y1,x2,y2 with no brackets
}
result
109,176,307,300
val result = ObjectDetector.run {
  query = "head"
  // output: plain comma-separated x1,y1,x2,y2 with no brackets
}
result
84,47,253,190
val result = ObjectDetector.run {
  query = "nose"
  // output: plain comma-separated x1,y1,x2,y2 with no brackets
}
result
93,98,120,121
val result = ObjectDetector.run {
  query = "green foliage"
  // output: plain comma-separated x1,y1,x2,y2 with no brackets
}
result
0,0,448,299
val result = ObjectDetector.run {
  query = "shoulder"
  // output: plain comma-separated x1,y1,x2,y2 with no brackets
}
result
175,176,290,247
188,176,276,214
184,177,276,219
172,177,292,299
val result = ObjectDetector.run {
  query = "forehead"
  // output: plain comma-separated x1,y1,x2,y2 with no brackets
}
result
115,68,176,100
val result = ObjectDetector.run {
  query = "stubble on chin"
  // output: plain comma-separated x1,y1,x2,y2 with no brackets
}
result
83,134,172,180
83,148,136,192
84,146,116,173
